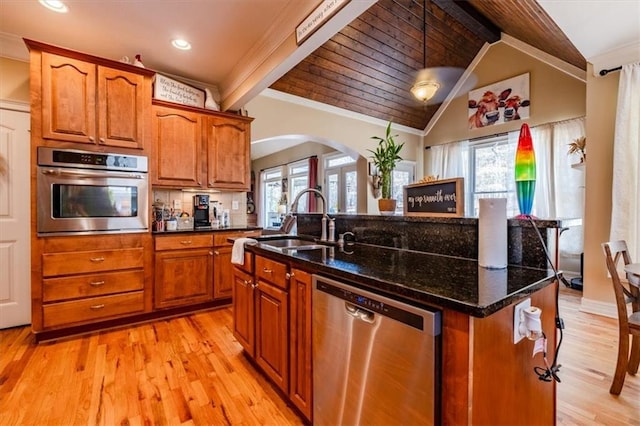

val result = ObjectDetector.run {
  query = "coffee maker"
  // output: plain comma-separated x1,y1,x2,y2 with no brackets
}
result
193,194,211,229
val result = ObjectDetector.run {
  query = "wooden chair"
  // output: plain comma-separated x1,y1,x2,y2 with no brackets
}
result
601,241,640,395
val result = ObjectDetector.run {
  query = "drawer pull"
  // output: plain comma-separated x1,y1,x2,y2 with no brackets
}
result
89,280,105,287
90,304,105,310
90,257,105,263
180,240,193,245
262,268,272,274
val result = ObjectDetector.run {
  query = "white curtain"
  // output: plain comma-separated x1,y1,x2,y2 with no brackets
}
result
529,124,553,218
428,140,469,179
530,118,585,254
428,140,470,213
609,62,640,258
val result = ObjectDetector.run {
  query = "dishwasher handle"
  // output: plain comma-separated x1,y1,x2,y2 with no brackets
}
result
345,302,375,323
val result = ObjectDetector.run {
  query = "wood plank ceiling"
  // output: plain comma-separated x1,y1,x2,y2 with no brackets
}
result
270,0,585,131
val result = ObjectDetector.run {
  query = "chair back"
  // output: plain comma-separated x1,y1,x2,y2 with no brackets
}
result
602,241,634,326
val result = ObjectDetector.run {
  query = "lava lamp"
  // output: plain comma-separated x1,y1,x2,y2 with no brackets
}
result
514,123,536,218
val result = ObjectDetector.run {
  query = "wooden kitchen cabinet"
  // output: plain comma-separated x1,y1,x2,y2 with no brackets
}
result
26,39,154,151
205,115,251,190
232,251,313,422
254,255,289,394
288,268,313,421
151,104,203,187
33,234,152,333
213,231,261,300
150,101,252,190
232,260,255,356
154,234,214,309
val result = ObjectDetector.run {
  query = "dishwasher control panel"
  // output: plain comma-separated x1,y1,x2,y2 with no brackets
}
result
315,278,440,334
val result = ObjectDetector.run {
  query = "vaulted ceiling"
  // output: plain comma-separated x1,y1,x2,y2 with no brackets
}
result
271,0,586,130
1,0,591,133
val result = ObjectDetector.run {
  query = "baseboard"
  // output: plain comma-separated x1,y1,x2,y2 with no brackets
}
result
579,297,617,319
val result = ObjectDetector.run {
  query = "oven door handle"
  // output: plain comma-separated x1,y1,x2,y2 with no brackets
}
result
40,169,146,179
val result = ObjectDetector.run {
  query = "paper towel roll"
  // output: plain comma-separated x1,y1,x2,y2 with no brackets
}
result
477,266,508,305
478,198,507,269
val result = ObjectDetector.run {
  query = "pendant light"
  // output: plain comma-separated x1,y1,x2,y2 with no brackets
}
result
410,0,475,105
411,0,439,103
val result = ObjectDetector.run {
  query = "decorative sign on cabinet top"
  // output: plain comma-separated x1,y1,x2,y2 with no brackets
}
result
153,74,205,108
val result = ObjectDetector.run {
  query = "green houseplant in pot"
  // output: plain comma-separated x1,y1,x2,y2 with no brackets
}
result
369,121,405,215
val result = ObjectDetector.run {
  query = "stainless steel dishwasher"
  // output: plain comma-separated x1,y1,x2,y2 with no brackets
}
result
313,275,441,426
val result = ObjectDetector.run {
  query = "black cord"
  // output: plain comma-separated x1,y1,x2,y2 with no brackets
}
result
526,216,564,383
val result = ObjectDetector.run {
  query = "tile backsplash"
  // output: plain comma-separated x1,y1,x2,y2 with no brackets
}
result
152,189,248,227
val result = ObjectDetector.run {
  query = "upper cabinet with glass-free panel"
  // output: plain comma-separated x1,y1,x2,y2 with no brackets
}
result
205,115,252,191
26,40,154,152
150,100,253,190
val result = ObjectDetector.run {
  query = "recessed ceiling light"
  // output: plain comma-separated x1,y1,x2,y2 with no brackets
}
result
172,39,192,50
39,0,68,13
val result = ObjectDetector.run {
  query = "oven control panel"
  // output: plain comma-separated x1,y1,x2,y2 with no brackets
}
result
38,147,148,172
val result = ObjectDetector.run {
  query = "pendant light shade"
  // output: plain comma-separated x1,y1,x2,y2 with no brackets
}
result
411,81,440,103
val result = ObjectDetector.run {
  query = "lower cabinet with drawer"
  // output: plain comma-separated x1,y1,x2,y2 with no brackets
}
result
255,254,290,394
233,253,313,422
33,234,152,335
154,234,214,309
213,230,261,300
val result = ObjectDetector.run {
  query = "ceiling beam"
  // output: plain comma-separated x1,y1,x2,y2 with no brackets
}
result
431,0,500,43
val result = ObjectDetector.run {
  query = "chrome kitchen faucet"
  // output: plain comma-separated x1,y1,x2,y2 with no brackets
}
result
285,188,333,242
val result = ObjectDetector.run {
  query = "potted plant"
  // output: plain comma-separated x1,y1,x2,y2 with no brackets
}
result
369,121,405,214
567,136,586,163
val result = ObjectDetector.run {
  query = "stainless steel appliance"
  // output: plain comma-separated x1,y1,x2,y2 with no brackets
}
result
313,275,441,425
37,147,149,235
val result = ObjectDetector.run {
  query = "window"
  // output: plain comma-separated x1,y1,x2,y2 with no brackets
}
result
288,160,309,213
468,135,519,217
262,167,282,228
391,161,415,213
324,153,357,214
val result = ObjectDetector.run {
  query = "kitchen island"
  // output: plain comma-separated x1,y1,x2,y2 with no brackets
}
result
234,235,559,425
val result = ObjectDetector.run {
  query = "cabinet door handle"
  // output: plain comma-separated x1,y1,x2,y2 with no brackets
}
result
180,240,193,245
214,250,220,256
262,268,272,274
89,257,105,263
89,280,105,287
99,137,105,144
285,272,295,279
88,136,95,142
90,304,105,310
243,279,253,286
209,251,214,256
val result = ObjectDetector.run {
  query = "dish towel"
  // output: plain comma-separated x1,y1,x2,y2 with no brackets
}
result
231,238,258,265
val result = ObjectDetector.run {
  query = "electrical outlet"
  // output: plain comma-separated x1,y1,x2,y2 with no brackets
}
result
513,298,531,344
232,200,239,210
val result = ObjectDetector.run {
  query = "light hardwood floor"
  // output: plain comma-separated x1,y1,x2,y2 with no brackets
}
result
1,287,638,425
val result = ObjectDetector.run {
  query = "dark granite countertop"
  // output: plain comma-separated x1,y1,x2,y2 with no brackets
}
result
246,239,558,318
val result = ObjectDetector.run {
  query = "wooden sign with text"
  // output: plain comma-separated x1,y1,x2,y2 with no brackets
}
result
404,178,464,217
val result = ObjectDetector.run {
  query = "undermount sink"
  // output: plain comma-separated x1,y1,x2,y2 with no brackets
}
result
258,237,330,251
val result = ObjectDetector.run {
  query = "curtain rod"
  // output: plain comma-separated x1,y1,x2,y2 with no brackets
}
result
599,66,622,76
259,155,317,172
